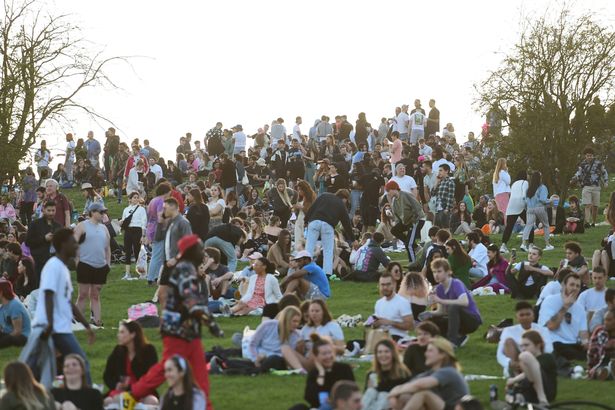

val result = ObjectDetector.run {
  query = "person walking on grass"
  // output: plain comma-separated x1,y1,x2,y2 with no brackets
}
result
570,147,608,228
521,171,553,252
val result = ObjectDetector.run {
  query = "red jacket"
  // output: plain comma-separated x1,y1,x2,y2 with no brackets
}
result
124,154,149,177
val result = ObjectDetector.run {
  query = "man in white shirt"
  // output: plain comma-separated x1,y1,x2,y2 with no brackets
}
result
506,246,554,300
421,160,437,215
148,157,163,182
232,124,247,155
467,232,488,279
390,164,418,197
395,105,410,143
270,118,287,147
539,272,588,361
497,301,553,377
65,133,76,183
293,116,302,140
577,267,608,322
32,228,95,383
371,272,414,340
431,148,456,174
409,108,426,145
418,138,433,158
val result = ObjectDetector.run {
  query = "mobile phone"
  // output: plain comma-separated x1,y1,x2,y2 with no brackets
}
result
511,249,516,259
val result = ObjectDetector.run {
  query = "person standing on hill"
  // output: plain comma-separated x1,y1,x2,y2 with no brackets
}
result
570,147,608,228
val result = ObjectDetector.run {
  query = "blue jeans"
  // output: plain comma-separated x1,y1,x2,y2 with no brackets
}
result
147,240,164,282
52,333,92,385
306,220,335,276
204,236,237,272
350,189,361,219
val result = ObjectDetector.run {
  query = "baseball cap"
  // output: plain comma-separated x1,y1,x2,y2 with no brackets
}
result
80,183,93,190
248,252,264,260
291,250,312,260
177,234,201,258
88,202,108,213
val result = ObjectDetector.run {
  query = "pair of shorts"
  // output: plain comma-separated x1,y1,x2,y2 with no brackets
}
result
582,185,601,206
159,263,173,286
76,262,110,285
305,282,326,300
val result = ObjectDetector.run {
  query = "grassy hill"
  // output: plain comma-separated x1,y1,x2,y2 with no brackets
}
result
2,186,614,409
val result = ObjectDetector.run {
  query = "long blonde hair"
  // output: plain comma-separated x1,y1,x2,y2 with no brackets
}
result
277,306,301,343
275,178,293,208
4,361,49,410
492,158,507,183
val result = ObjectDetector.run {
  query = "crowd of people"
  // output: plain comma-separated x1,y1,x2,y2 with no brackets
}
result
0,99,614,409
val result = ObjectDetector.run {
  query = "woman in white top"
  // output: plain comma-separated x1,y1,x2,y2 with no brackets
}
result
231,257,282,316
207,184,226,229
126,159,145,197
500,170,533,253
120,192,147,279
493,158,511,215
299,299,346,355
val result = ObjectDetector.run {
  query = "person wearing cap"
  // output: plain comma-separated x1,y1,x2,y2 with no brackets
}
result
127,234,213,410
80,182,104,216
281,250,330,300
386,180,426,264
0,279,30,348
304,190,355,278
73,202,111,328
388,336,469,410
229,257,282,316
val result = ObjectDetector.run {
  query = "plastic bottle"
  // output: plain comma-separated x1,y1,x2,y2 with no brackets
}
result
489,384,498,401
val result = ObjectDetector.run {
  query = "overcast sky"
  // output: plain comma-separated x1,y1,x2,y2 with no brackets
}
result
35,0,615,162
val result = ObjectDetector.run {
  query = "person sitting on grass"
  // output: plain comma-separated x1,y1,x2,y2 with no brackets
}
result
388,337,469,410
471,243,509,294
577,267,608,323
304,334,355,409
202,247,235,300
505,245,553,300
229,257,282,316
555,241,589,285
445,239,472,288
399,272,431,321
103,320,159,407
363,339,411,408
159,355,207,410
466,232,488,280
505,330,557,406
421,259,482,348
249,305,306,372
497,301,553,377
403,321,441,378
281,250,330,300
563,195,584,234
369,272,414,342
587,308,615,380
538,272,588,361
421,229,450,285
348,232,390,282
590,288,615,333
329,380,362,410
0,279,30,348
300,299,346,355
0,361,56,410
52,354,104,410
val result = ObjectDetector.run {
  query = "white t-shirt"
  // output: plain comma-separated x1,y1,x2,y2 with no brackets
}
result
150,164,163,181
577,287,607,313
538,294,587,344
395,112,410,134
514,262,550,287
293,124,302,140
33,257,74,334
233,131,247,151
66,141,76,163
432,158,456,173
207,199,226,214
536,280,561,304
506,180,528,216
469,243,489,277
419,145,433,158
496,323,553,376
391,175,417,193
374,294,413,338
409,111,426,130
300,321,344,342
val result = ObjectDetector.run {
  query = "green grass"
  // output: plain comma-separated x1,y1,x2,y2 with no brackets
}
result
2,187,615,409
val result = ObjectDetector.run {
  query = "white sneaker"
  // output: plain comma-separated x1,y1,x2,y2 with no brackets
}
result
500,244,509,254
544,244,555,251
520,244,528,252
121,273,131,280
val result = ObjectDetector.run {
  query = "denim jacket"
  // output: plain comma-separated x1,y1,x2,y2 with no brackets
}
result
526,184,548,209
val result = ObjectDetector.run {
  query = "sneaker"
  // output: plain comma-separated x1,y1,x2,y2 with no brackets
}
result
500,244,509,254
219,304,231,316
456,335,469,348
544,244,555,251
519,244,528,252
121,273,132,280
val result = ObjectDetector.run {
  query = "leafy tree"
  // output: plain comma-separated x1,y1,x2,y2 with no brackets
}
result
0,0,125,183
475,8,615,197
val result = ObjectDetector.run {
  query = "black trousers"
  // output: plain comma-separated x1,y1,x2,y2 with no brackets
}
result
0,332,27,348
274,207,292,228
553,342,586,361
123,227,142,263
505,271,546,299
502,211,534,244
19,202,34,226
429,305,482,346
391,220,425,263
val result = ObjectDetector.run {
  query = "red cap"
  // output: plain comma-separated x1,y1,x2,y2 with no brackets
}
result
177,234,201,258
384,180,400,192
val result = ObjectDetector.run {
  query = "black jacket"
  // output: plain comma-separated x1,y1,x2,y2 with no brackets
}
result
305,193,354,241
25,217,61,274
103,344,158,393
187,203,210,241
205,223,244,246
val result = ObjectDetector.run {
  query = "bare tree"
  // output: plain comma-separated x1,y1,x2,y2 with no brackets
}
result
0,0,126,182
475,7,615,196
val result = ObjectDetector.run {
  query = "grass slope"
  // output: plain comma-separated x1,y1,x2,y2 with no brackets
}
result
1,188,614,409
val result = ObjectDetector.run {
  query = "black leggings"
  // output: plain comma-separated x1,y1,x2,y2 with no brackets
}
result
502,211,534,244
123,227,142,263
391,220,425,263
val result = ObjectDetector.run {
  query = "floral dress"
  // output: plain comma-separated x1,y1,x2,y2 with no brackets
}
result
247,275,266,309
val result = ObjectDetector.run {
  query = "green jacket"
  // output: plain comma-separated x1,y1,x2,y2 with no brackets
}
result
391,191,425,226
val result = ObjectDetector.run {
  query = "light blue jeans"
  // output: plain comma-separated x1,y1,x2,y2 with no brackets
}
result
147,240,164,282
53,333,92,385
350,189,362,219
306,220,335,276
204,236,237,272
